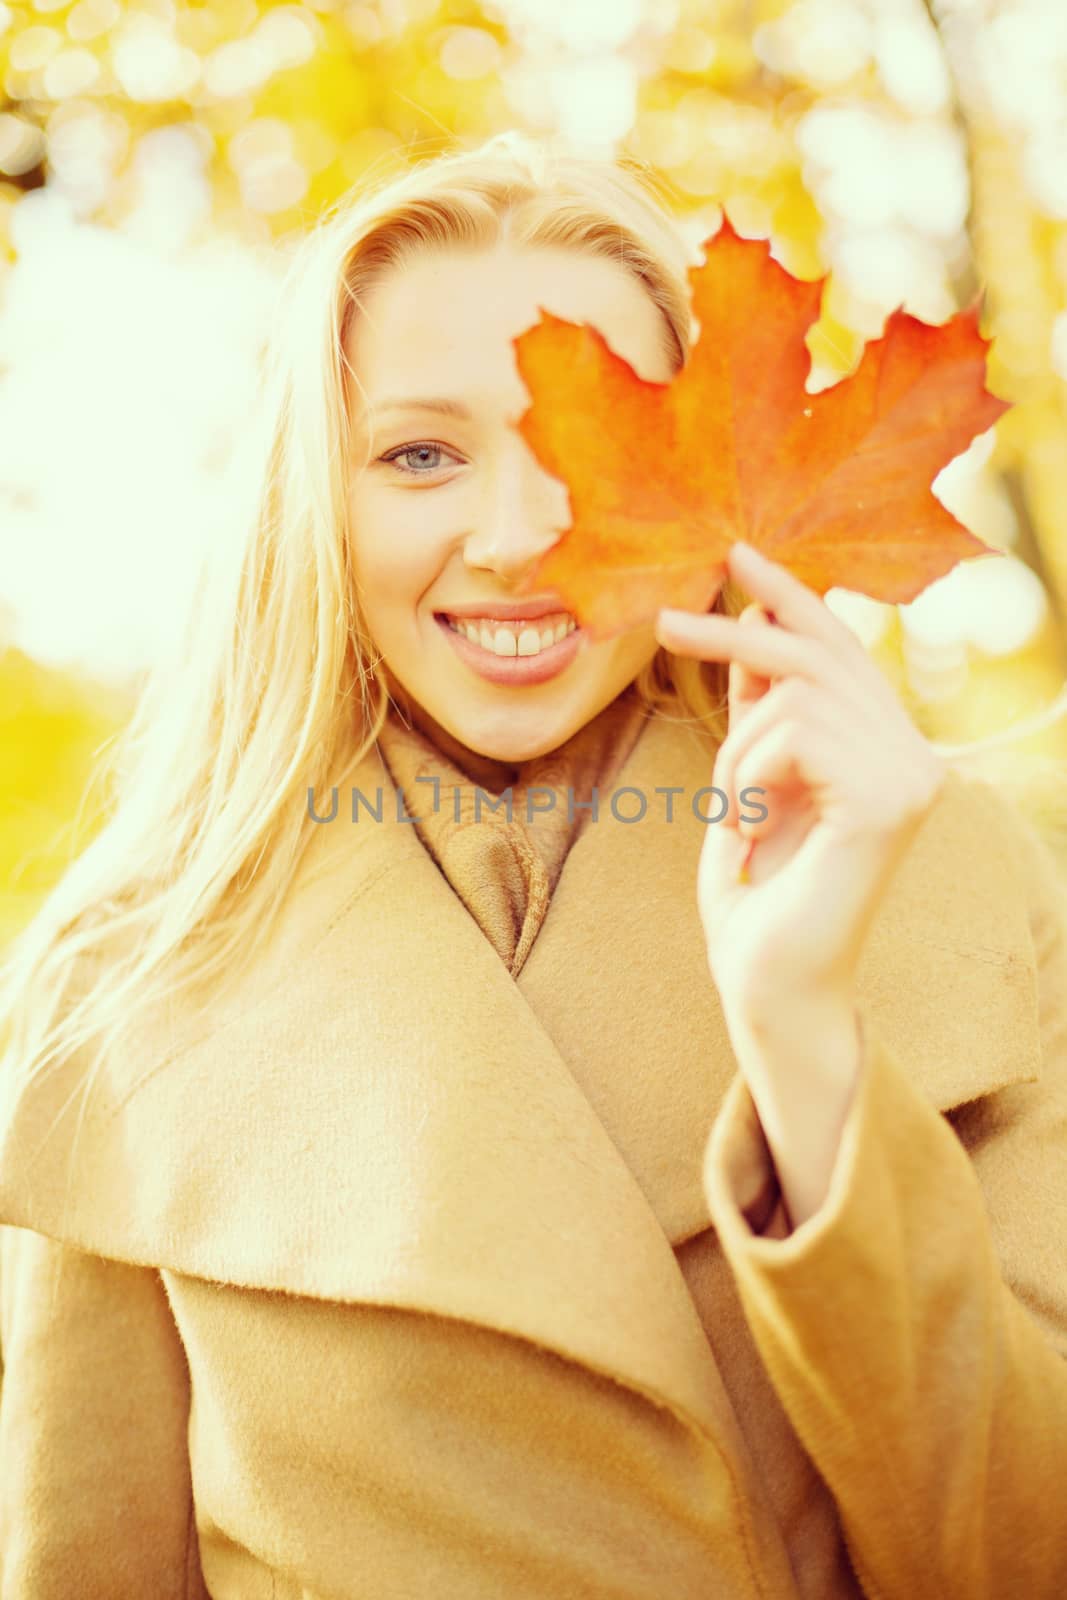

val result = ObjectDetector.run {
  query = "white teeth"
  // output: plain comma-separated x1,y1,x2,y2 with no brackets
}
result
448,614,577,658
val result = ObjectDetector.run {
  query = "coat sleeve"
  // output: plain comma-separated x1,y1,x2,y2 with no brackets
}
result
0,1224,210,1599
701,787,1067,1600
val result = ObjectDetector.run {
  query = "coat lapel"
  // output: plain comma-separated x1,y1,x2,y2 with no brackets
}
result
0,715,1042,1458
514,724,1043,1252
0,727,743,1450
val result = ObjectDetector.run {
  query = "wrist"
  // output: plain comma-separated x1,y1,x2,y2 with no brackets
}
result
723,976,858,1043
722,1001,864,1230
722,988,863,1126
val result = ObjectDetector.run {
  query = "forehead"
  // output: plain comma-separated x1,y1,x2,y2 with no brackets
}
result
346,240,674,416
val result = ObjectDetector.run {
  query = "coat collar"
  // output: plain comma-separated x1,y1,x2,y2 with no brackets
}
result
0,710,1041,1452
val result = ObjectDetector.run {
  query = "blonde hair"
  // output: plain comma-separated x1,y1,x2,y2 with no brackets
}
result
0,131,749,1133
5,129,1066,1168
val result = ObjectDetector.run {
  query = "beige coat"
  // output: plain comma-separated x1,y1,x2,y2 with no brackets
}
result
1,708,1066,1599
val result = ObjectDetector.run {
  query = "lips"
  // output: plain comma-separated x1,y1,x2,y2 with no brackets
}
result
434,611,583,686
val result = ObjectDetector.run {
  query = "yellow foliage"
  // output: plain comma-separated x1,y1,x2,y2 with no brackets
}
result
0,651,131,950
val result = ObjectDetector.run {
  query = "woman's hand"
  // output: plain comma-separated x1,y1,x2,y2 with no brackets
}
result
655,541,948,1228
656,541,947,1019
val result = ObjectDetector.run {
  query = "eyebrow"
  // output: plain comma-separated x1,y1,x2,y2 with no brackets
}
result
371,396,474,419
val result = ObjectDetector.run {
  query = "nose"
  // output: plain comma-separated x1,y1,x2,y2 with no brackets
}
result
461,435,571,583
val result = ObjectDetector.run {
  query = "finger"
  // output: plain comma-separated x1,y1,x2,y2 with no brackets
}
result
717,678,848,795
719,679,856,830
727,604,774,731
727,541,862,660
735,712,863,843
716,680,806,834
656,609,832,685
732,719,825,839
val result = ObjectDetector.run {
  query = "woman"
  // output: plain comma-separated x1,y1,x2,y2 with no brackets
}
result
1,131,1065,1600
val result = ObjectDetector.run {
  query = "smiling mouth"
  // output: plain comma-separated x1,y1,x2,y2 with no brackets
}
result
436,611,579,659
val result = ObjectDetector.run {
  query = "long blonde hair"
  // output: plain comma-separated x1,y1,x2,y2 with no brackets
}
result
0,131,749,1107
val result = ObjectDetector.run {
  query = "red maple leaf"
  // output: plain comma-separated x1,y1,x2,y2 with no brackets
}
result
510,218,1010,642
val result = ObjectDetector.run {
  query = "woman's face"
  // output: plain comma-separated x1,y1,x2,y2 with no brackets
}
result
345,239,676,765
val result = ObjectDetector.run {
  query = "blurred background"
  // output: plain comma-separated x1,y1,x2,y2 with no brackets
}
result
3,0,1067,944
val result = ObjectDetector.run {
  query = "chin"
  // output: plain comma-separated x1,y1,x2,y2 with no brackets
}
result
459,726,558,763
477,696,589,744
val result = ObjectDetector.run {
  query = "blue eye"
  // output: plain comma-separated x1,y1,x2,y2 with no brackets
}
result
378,441,462,476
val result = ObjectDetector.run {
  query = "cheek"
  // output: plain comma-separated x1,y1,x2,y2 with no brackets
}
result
348,482,451,608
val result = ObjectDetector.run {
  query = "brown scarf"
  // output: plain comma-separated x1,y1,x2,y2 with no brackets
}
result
375,685,650,977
